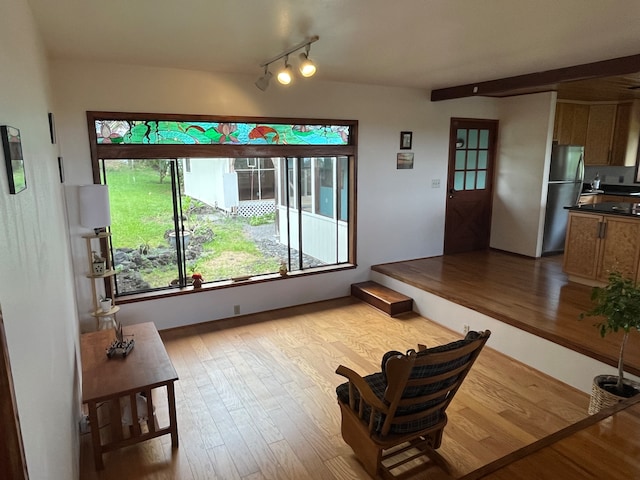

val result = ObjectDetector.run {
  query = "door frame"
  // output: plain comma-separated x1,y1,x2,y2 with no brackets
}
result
0,308,29,479
444,118,499,254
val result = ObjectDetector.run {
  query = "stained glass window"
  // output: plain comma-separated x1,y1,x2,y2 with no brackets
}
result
95,120,350,145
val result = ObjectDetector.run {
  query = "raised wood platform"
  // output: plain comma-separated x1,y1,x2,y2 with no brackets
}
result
351,281,413,317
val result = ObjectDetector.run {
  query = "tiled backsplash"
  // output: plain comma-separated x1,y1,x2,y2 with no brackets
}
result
584,165,636,185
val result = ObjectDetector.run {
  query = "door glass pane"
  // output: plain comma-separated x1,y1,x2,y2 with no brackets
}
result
478,150,488,169
454,171,465,190
465,171,476,190
479,129,489,149
468,129,478,149
477,171,487,189
466,151,477,169
456,129,467,149
455,151,466,169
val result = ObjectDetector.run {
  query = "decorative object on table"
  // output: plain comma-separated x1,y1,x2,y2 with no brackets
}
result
191,273,203,288
92,251,106,275
279,260,288,276
106,321,135,358
1,125,27,194
400,131,412,150
580,271,640,414
396,152,414,170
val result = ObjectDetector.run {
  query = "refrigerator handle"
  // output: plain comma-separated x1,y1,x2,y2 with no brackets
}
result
574,154,585,205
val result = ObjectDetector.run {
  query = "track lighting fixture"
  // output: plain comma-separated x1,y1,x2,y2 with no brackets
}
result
256,35,319,91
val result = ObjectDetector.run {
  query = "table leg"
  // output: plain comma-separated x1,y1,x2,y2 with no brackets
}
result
87,401,104,470
167,381,179,448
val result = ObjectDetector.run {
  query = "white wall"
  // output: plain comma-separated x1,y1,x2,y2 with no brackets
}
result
50,60,553,332
0,0,80,478
491,92,557,257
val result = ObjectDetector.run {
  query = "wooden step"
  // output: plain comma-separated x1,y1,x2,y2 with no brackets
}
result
351,281,413,317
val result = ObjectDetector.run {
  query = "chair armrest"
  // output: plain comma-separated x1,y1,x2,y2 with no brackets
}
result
336,365,388,412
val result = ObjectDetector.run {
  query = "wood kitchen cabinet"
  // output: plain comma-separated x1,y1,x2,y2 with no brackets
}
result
563,211,640,284
584,104,616,165
610,100,640,166
554,102,589,146
555,100,640,166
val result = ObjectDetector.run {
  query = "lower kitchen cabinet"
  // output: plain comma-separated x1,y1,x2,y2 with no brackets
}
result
563,211,640,284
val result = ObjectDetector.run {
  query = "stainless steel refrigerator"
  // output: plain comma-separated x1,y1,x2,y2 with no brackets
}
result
542,145,584,255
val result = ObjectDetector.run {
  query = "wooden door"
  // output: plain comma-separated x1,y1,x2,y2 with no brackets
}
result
444,118,498,254
0,308,29,479
563,212,601,279
598,216,640,282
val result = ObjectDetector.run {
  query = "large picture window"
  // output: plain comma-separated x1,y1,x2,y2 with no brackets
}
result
87,112,357,298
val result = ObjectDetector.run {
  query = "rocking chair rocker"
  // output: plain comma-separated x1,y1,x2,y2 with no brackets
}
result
336,330,490,479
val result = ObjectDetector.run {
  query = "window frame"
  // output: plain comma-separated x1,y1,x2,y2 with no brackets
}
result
86,111,358,303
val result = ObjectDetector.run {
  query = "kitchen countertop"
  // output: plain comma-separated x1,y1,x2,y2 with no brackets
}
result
567,202,640,217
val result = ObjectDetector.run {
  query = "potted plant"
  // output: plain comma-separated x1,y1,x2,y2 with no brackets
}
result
580,271,640,413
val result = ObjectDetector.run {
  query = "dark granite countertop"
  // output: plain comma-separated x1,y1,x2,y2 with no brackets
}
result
567,202,640,217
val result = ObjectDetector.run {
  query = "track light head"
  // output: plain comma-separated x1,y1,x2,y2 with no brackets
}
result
277,57,293,85
298,51,316,78
255,67,272,91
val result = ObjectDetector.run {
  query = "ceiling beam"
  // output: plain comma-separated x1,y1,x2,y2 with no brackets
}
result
430,53,640,101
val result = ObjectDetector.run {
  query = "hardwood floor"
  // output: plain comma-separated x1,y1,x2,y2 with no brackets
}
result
79,298,589,479
372,250,640,377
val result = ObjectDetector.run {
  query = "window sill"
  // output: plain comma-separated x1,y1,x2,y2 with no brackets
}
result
116,263,356,305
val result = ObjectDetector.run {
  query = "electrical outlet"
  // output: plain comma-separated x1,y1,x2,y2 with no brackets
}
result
233,305,240,315
463,324,470,334
431,178,441,188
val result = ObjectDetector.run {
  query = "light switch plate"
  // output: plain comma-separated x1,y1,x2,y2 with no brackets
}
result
431,179,441,188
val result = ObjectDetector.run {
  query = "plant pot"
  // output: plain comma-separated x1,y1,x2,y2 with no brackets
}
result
588,374,640,414
168,230,192,249
100,298,112,313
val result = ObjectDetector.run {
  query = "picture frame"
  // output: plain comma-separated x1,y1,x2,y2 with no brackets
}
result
48,113,56,144
1,126,27,194
400,131,412,150
397,152,414,169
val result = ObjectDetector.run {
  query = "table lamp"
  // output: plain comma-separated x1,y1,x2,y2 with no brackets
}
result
79,184,111,235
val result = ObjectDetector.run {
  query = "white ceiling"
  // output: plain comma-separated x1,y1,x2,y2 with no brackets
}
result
26,0,640,93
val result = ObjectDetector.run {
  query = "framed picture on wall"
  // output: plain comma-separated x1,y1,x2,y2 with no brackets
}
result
397,152,414,169
400,131,412,150
1,125,27,194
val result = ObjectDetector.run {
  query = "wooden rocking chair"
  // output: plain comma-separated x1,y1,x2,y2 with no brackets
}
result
335,330,490,479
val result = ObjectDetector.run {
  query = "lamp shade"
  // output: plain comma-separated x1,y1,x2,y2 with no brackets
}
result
79,184,111,230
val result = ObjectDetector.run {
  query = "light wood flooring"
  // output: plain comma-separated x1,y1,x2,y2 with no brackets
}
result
372,250,640,376
79,297,591,479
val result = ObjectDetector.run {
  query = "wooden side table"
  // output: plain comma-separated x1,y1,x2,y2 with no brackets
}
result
81,322,179,470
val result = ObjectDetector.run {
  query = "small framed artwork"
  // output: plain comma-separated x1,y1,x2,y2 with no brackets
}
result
397,152,414,169
57,156,65,183
1,126,27,194
400,131,412,150
48,113,56,144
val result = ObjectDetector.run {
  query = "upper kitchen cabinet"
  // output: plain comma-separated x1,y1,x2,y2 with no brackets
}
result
554,100,640,166
584,104,616,165
611,100,640,166
554,103,589,146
